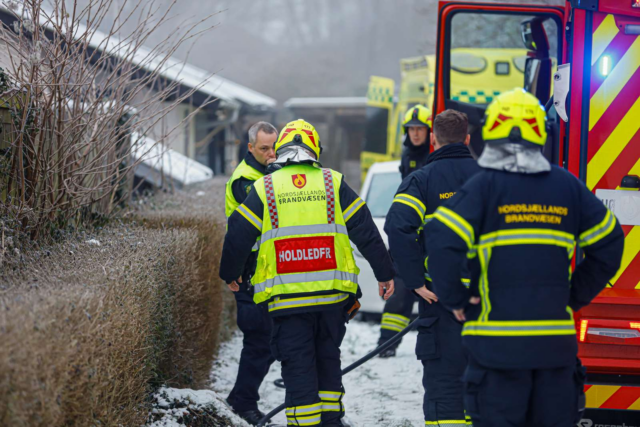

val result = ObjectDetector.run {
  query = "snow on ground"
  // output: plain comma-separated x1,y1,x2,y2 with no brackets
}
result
211,319,425,427
147,387,251,427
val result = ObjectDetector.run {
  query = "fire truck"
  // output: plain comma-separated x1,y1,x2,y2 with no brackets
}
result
428,1,640,425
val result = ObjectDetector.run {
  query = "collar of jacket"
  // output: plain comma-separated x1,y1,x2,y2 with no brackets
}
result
265,146,322,174
478,142,551,174
244,151,267,175
403,133,430,152
426,142,473,165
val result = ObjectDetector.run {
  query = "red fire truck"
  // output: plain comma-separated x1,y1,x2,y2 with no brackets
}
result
431,1,640,424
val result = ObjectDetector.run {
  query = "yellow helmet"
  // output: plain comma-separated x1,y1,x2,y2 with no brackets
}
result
274,119,322,160
402,104,432,134
482,88,547,146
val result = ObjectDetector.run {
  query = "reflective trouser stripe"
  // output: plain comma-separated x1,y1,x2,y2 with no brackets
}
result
260,223,348,245
285,403,322,416
318,391,343,401
254,270,358,294
286,415,321,426
425,272,470,288
426,421,468,426
321,402,343,412
286,402,322,426
268,293,349,312
462,320,576,336
381,313,410,332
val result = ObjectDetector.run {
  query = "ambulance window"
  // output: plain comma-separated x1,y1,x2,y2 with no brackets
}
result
445,12,562,157
363,107,389,155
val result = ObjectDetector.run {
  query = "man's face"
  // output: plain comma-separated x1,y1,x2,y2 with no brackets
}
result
249,130,277,166
408,126,428,146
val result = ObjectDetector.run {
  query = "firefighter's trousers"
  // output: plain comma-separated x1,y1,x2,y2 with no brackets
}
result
227,289,275,412
271,309,348,426
378,275,417,348
463,355,586,427
416,298,469,426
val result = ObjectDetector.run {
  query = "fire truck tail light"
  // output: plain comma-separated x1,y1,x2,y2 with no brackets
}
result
630,322,640,329
580,320,589,342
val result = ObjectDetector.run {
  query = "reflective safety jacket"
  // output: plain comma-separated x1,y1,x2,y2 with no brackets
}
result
385,143,481,289
219,163,395,316
224,153,266,218
425,166,624,369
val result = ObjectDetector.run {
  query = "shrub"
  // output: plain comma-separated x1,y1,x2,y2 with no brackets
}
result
0,221,226,426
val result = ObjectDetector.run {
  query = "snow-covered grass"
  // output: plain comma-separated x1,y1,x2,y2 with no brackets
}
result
211,319,425,427
147,388,251,427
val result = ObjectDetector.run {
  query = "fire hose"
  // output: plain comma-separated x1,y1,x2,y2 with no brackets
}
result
256,317,419,427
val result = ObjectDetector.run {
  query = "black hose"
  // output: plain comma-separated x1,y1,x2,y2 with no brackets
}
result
256,318,419,427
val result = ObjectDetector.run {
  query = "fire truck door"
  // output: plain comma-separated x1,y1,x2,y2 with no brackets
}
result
434,2,566,161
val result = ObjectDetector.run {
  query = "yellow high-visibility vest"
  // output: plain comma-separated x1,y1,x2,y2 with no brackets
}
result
251,164,359,310
225,160,264,218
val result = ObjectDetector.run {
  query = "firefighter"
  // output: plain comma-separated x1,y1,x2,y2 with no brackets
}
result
219,119,395,427
400,104,432,179
384,109,480,425
224,121,278,425
425,89,625,426
376,104,432,357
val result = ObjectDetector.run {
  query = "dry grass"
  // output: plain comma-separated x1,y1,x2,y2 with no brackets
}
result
0,214,227,426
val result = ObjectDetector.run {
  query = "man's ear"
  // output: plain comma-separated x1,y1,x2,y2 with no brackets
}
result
247,142,254,153
430,132,436,148
464,134,471,146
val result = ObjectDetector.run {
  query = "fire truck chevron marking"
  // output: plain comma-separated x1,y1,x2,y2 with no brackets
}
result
591,14,618,66
587,96,640,190
589,35,640,131
611,226,640,286
585,384,640,410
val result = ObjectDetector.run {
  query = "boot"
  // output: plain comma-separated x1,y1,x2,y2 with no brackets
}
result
378,346,397,358
235,408,266,426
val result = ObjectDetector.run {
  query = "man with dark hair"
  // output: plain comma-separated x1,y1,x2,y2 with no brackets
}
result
384,109,481,426
224,121,278,425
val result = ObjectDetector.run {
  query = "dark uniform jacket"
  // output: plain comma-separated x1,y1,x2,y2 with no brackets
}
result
220,164,395,316
385,143,481,290
425,166,624,370
399,139,430,179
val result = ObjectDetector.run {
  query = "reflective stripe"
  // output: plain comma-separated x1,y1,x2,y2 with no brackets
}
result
478,247,492,322
285,403,322,416
321,403,343,412
237,204,263,231
251,240,260,251
394,193,426,219
381,313,410,332
579,210,616,248
426,421,468,426
322,169,336,224
434,207,475,248
260,223,348,245
268,293,349,312
461,278,471,288
286,415,321,426
462,320,576,336
319,391,343,401
478,229,575,250
264,174,279,228
423,213,435,225
343,197,365,222
255,270,358,294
